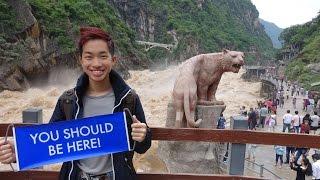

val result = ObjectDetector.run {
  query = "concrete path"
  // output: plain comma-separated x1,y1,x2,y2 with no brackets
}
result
244,86,316,179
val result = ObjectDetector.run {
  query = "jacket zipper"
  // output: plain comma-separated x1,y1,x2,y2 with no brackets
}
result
68,89,80,180
124,157,133,171
68,88,132,180
111,89,132,180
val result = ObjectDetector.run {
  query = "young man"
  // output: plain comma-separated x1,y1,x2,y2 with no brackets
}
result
248,107,257,130
310,111,320,134
283,110,293,132
0,27,152,180
259,105,268,128
312,153,320,180
292,111,301,133
292,95,297,109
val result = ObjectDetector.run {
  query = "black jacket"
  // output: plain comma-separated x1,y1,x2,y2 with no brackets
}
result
49,70,152,180
290,163,306,180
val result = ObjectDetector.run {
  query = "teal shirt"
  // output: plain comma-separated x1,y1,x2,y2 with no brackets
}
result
274,145,285,155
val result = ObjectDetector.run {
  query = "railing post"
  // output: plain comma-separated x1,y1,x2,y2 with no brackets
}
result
259,164,264,177
22,108,43,124
229,116,247,175
22,108,43,169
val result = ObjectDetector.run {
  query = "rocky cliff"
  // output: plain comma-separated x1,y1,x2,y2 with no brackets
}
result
281,14,320,89
0,0,145,91
109,0,275,64
1,0,80,91
0,0,274,91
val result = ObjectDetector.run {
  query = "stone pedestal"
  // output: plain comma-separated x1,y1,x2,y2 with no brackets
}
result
158,102,227,174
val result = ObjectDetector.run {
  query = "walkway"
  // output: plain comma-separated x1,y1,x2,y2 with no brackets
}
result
245,84,315,179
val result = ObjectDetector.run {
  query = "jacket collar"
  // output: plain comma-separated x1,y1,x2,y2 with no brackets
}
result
74,69,131,104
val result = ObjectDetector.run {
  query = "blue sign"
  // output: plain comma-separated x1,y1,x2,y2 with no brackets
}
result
13,112,131,171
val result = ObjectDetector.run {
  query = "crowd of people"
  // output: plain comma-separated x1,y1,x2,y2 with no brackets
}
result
240,79,320,180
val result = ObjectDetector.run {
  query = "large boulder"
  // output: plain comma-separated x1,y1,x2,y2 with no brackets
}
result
0,66,29,91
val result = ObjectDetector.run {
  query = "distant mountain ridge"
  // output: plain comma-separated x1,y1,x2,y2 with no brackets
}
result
259,19,283,48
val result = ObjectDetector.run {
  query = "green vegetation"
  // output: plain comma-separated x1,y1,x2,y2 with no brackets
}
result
0,0,23,65
27,0,137,54
147,0,275,64
285,60,320,90
2,0,275,66
0,0,22,36
281,14,320,90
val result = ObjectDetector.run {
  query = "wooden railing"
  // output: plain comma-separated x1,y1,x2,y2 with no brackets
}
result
1,124,320,179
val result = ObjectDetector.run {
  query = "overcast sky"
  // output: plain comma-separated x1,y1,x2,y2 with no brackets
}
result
251,0,320,29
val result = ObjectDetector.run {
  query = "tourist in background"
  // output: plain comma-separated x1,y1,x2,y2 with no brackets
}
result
293,95,297,109
303,98,309,112
300,87,305,96
295,147,310,165
290,154,313,180
246,144,258,162
292,111,301,133
312,153,320,180
274,145,285,168
255,107,260,127
248,108,257,130
300,118,310,134
268,112,276,132
276,91,280,105
246,129,258,162
283,110,293,132
242,111,249,129
285,128,296,164
218,113,228,163
316,100,320,115
291,86,295,97
303,114,312,126
310,112,319,134
314,95,319,109
308,98,315,114
259,105,268,128
272,98,278,113
217,113,226,129
264,99,273,113
257,100,263,109
240,106,246,115
285,89,290,100
280,94,285,108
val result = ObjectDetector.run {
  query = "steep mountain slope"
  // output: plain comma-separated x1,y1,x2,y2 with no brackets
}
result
0,0,275,91
108,0,275,64
259,19,283,49
280,14,320,89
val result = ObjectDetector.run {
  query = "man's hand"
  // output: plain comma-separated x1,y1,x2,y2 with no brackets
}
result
0,139,16,164
131,115,147,142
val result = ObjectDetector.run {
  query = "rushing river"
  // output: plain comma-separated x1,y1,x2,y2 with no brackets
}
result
0,66,262,173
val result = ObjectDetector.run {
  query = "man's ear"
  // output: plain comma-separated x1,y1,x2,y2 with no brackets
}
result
78,56,82,65
112,56,117,63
